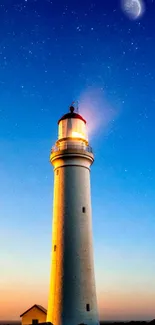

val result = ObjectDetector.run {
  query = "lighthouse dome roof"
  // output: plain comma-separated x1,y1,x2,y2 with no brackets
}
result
58,106,86,125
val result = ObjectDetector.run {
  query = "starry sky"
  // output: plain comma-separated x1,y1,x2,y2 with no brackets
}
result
1,0,155,321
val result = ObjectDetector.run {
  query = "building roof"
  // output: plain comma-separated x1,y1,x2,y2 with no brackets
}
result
58,106,86,125
20,304,47,317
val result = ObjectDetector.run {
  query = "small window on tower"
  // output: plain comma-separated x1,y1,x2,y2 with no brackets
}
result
86,304,90,312
82,207,86,213
56,169,59,175
54,245,57,251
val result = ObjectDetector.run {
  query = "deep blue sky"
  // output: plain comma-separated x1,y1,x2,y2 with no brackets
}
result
0,0,155,321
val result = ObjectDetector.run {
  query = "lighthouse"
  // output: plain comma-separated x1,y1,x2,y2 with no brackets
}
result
47,104,99,325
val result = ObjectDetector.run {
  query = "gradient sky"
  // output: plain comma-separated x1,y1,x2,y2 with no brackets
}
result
0,0,155,321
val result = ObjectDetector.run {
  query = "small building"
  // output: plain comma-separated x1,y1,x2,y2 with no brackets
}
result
20,304,47,325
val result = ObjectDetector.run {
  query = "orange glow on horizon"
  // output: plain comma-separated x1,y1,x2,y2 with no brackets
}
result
1,288,155,321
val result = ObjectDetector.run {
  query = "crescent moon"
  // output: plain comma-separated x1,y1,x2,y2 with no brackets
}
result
132,0,142,17
122,0,145,20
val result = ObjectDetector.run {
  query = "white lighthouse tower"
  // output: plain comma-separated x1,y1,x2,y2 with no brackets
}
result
47,104,99,325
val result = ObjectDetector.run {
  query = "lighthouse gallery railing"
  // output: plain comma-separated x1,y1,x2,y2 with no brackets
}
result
51,143,93,154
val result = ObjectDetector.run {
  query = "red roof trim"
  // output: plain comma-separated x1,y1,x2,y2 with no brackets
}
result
58,112,86,125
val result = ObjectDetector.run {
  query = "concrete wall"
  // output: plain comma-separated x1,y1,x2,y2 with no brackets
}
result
47,152,99,325
21,307,46,325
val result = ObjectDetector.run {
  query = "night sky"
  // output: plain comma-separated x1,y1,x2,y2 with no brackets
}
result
1,0,155,321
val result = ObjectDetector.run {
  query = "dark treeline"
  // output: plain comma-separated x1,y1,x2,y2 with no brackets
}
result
101,321,155,325
0,321,154,325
